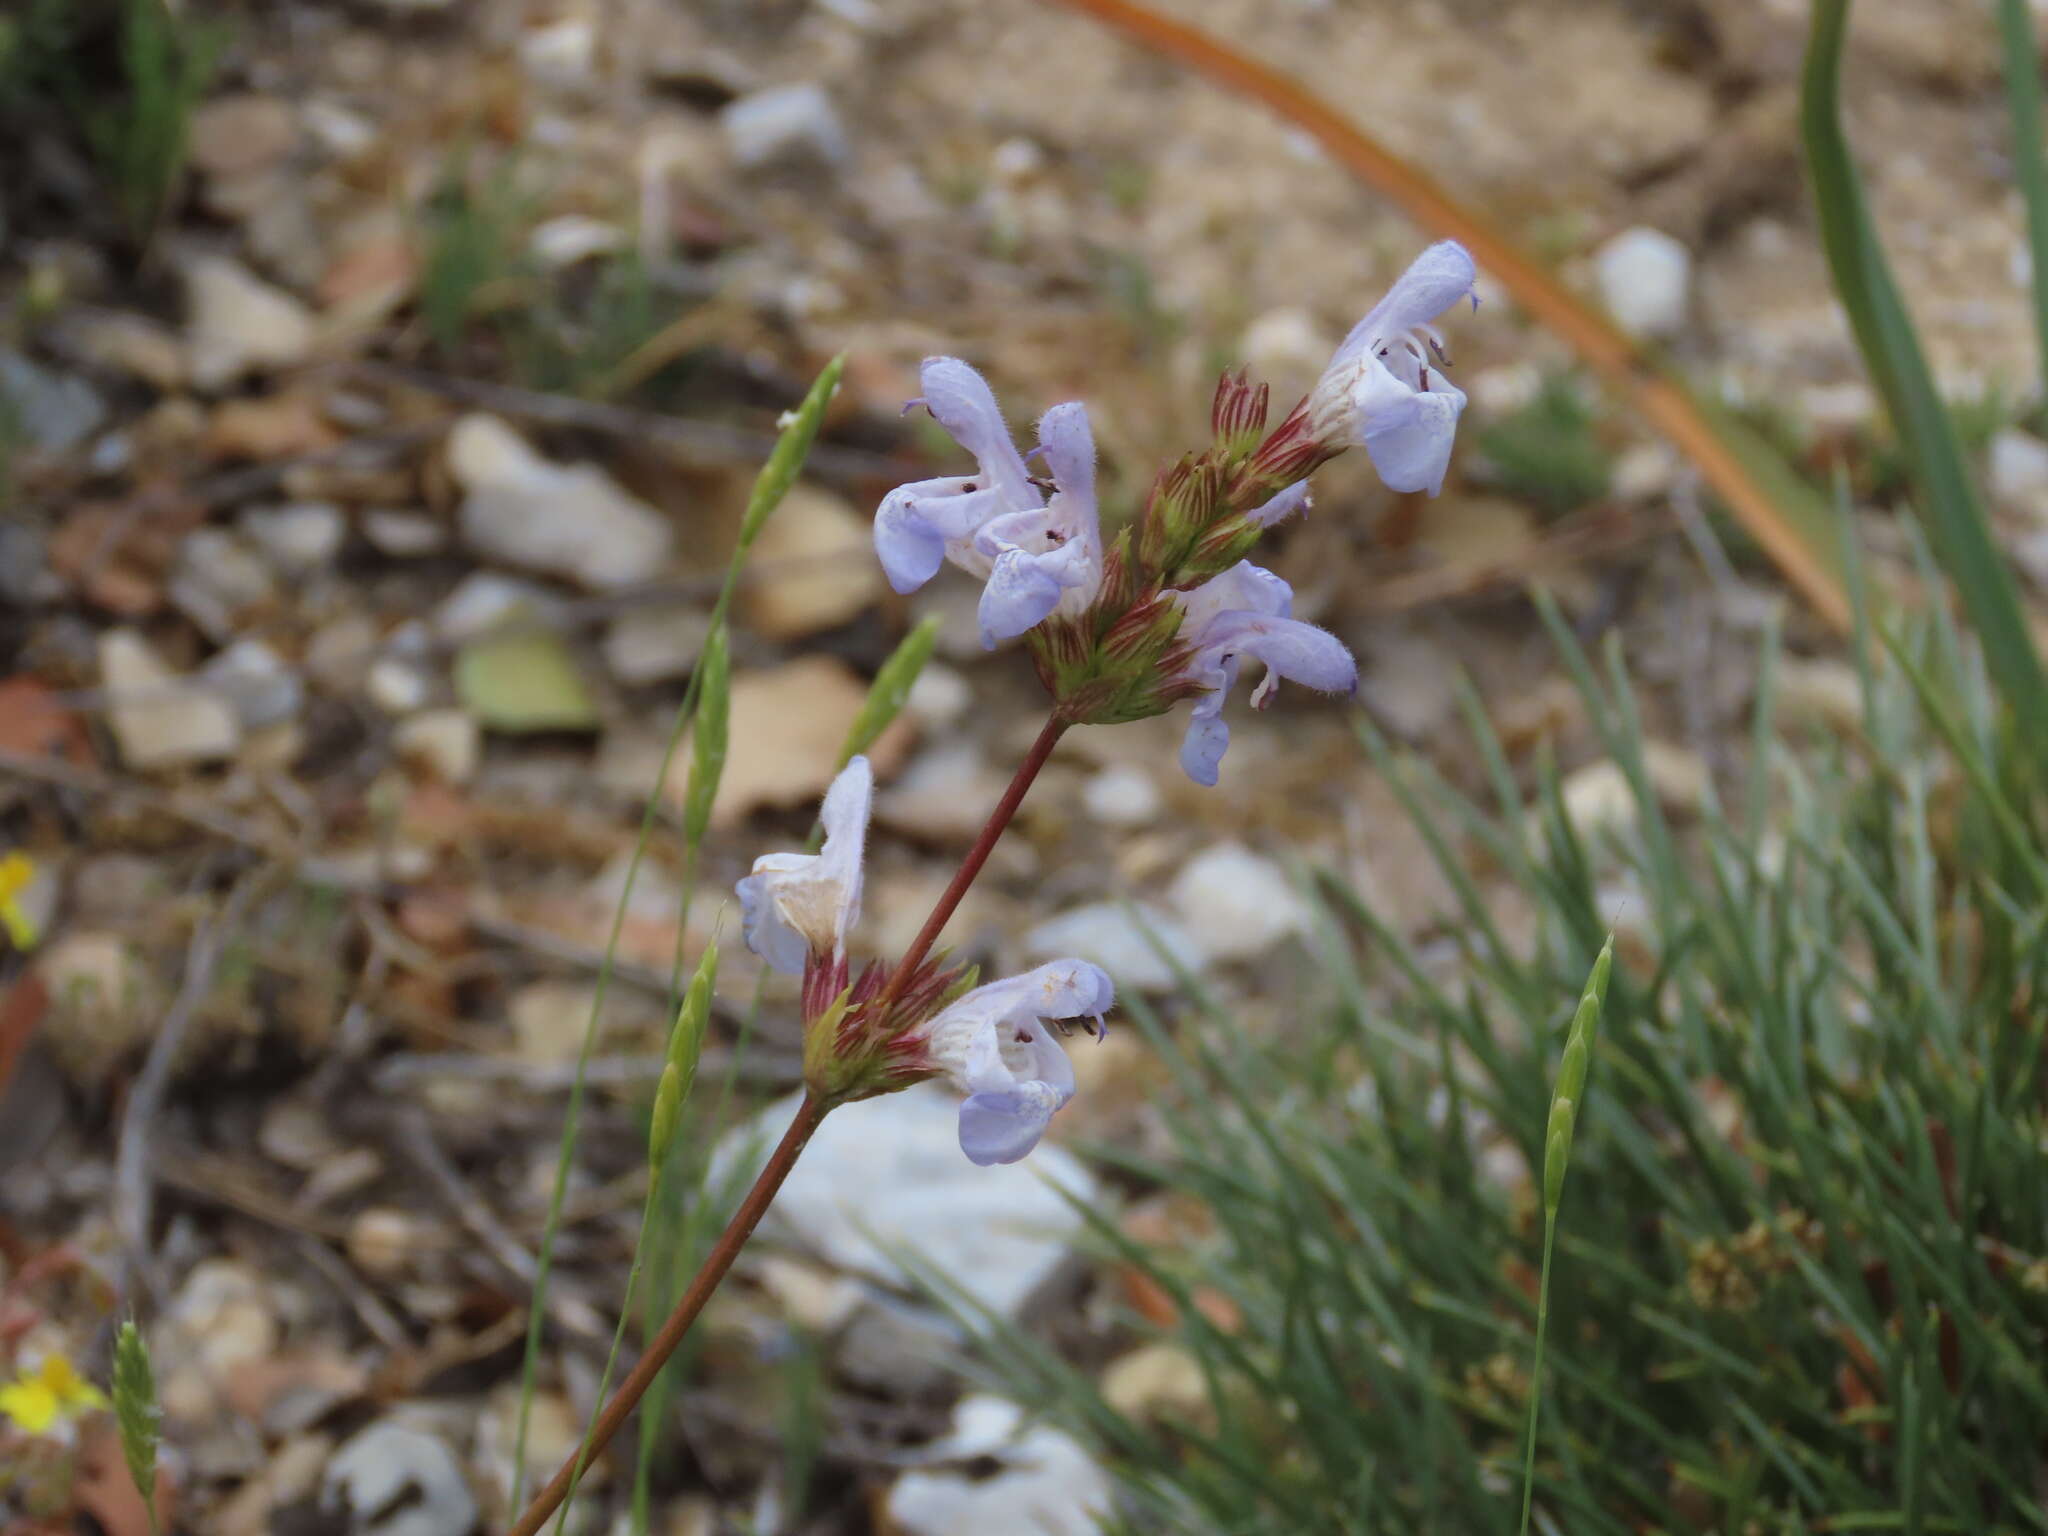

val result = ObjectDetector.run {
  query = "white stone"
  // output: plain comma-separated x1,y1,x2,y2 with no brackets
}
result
904,662,972,727
875,743,1009,842
169,527,275,639
1023,902,1206,992
1776,657,1864,735
182,253,316,390
1796,381,1876,432
322,1421,477,1536
362,509,446,558
520,19,597,90
393,709,481,784
989,136,1045,182
720,83,847,168
201,638,301,729
715,1087,1094,1320
1470,361,1541,418
1239,306,1331,383
1559,760,1637,843
1080,763,1161,827
1167,842,1307,962
433,571,565,643
100,630,242,769
302,98,377,158
603,604,711,685
1593,226,1691,340
1611,442,1677,502
1989,427,2048,522
241,501,344,576
447,414,673,589
528,214,625,269
366,658,431,715
885,1396,1112,1536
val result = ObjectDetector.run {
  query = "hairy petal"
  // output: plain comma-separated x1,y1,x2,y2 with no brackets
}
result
735,756,873,972
1358,373,1467,497
919,357,1035,507
958,1084,1066,1165
874,479,1008,593
1329,241,1479,370
918,958,1112,1164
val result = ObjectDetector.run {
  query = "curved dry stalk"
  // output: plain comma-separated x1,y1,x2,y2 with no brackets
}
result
1037,0,1853,633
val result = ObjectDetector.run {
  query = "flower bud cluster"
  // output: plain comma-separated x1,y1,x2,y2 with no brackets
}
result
873,241,1478,785
737,755,1115,1164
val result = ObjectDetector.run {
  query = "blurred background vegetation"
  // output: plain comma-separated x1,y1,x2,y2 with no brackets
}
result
2,1,2047,1534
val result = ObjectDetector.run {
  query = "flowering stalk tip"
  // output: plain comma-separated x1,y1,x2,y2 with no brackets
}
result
1305,239,1479,496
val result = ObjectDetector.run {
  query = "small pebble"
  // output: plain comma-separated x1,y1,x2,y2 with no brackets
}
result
721,83,847,168
1080,763,1161,827
366,657,431,715
1593,226,1691,339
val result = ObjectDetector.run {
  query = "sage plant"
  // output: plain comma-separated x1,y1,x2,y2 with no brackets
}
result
508,239,1478,1536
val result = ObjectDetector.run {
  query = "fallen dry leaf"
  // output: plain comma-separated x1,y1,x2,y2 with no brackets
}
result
72,1419,174,1536
203,391,346,462
0,677,95,764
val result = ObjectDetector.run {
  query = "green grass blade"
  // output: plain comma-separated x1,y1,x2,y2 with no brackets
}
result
508,357,843,1513
1801,0,2048,738
1997,0,2048,384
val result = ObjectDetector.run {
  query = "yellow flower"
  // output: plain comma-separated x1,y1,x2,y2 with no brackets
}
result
0,851,39,951
0,1354,108,1436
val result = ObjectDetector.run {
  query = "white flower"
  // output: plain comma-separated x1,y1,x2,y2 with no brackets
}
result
917,959,1114,1165
1308,241,1478,496
736,756,872,974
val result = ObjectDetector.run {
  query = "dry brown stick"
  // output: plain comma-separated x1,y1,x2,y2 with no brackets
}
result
343,361,904,483
113,871,266,1300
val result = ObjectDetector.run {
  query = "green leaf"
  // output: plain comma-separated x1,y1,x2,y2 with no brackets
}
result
839,614,941,768
738,356,845,553
1998,0,2048,387
111,1319,160,1536
681,624,730,852
1801,0,2048,742
455,626,599,732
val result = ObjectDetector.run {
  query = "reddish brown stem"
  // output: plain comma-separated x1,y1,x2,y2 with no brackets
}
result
877,712,1068,1006
505,1094,826,1536
507,713,1068,1536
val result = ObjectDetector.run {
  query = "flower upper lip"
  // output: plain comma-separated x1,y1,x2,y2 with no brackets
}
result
1309,240,1479,498
736,755,873,974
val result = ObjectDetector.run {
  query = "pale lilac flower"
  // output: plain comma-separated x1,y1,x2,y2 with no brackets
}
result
737,755,871,974
917,959,1114,1165
1173,561,1358,787
873,358,1103,648
970,401,1103,647
1307,241,1479,496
